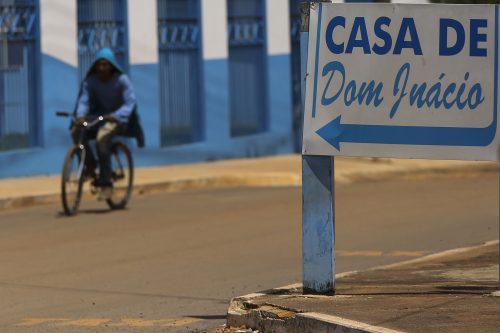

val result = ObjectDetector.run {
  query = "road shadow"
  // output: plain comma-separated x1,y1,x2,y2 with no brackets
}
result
187,315,227,320
55,208,118,218
0,281,228,303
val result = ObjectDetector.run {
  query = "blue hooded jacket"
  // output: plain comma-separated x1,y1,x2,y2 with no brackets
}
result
75,48,144,147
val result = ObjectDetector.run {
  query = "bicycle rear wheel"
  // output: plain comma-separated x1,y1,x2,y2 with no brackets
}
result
106,142,133,209
61,146,85,216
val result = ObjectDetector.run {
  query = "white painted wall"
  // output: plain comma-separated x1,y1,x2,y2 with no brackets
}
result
266,0,291,55
128,0,158,64
40,0,78,66
201,0,229,59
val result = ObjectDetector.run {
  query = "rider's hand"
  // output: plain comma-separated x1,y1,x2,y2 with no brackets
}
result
73,117,87,127
103,114,117,123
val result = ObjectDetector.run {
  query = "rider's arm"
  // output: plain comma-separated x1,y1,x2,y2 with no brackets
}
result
112,75,136,124
76,81,90,119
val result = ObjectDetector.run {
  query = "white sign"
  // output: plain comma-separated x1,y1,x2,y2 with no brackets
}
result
303,3,500,161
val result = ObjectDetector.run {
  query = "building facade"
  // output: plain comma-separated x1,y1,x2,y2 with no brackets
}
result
0,0,425,178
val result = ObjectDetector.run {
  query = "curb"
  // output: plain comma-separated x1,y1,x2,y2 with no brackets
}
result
226,241,499,333
0,193,60,211
0,173,301,212
227,293,403,333
134,173,301,196
0,160,496,212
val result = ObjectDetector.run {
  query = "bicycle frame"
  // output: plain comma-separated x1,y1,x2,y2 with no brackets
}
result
71,114,103,179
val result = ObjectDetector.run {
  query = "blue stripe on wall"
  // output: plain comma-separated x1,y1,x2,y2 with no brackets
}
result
0,147,70,178
268,54,293,136
203,58,230,144
41,54,78,148
130,64,160,148
0,54,77,178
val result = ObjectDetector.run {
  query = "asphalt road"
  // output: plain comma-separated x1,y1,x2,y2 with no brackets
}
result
0,171,498,332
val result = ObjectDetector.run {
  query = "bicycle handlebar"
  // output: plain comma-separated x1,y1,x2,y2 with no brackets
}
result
55,111,104,129
82,116,104,128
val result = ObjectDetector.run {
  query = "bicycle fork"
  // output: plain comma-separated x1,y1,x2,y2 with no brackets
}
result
77,145,87,182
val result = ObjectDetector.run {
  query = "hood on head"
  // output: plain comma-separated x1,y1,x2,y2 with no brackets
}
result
87,48,123,77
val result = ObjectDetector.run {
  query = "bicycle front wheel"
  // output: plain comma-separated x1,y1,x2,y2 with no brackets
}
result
61,146,85,216
106,142,133,210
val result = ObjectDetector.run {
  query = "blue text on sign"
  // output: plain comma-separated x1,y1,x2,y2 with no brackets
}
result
440,19,488,56
325,16,488,57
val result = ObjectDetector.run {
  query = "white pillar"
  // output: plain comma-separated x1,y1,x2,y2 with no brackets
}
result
201,0,230,143
128,0,158,65
201,0,229,60
40,0,78,67
127,0,160,148
265,0,291,57
265,0,293,136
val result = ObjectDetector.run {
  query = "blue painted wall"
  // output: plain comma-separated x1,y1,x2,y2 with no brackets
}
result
203,58,230,144
41,55,78,148
0,1,298,179
0,51,294,179
268,54,293,136
130,64,160,149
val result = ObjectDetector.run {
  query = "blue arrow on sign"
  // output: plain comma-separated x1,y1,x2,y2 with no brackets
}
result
316,113,497,151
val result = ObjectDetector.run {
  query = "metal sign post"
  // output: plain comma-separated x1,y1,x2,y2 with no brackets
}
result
301,1,336,295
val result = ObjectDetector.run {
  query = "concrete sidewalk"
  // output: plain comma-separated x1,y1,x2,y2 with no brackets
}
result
227,241,500,333
0,154,496,210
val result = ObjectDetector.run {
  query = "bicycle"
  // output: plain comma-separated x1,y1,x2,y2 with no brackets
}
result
56,111,134,216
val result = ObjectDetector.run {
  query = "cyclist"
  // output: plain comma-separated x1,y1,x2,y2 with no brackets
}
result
72,48,137,201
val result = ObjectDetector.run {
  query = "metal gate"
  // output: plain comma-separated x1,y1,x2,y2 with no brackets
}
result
0,0,39,151
158,0,201,147
77,0,129,81
227,0,267,137
290,0,301,152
